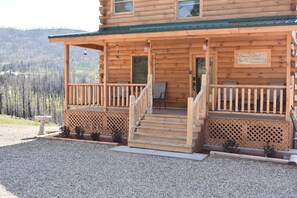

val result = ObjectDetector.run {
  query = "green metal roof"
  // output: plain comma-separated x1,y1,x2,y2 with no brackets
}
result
49,15,297,39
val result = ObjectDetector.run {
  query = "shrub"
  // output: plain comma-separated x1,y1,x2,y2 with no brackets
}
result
263,141,276,158
74,126,85,139
111,126,122,143
90,132,100,141
60,126,70,138
222,139,239,153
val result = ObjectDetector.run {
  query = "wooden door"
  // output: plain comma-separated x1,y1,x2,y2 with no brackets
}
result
192,55,214,96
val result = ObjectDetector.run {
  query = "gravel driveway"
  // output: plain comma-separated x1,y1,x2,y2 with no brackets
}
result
0,124,296,198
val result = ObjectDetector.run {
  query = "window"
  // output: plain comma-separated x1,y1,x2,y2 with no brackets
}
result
132,56,148,84
114,0,133,13
178,0,200,18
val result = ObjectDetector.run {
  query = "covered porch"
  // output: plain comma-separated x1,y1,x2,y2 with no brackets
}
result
49,15,297,152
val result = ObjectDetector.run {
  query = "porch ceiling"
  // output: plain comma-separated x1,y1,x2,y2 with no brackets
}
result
49,15,297,43
73,44,103,50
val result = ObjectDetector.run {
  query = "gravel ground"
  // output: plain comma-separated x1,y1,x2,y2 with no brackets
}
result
0,125,297,198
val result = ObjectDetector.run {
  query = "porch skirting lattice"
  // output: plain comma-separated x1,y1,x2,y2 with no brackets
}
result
206,117,292,151
64,110,129,137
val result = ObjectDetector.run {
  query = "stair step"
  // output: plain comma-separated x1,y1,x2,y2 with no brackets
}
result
128,139,192,153
136,126,187,135
144,114,187,122
140,120,187,128
134,132,187,144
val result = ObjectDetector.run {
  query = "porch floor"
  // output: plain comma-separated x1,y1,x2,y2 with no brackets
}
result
69,107,188,115
69,107,286,121
152,108,187,116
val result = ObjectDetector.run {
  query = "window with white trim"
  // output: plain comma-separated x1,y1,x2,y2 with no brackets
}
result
114,0,133,13
178,0,200,18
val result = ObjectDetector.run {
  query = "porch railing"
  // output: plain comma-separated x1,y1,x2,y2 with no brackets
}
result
209,84,286,115
68,83,104,106
129,75,153,140
107,84,146,107
67,83,146,108
186,74,207,147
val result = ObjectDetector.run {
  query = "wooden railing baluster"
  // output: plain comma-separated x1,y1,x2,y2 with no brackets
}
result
208,84,286,116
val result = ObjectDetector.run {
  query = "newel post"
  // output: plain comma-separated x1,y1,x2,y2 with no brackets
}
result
147,74,153,114
186,97,194,147
129,95,136,140
201,74,207,117
290,75,294,109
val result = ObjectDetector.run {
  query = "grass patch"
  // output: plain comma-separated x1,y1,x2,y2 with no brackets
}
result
0,115,39,126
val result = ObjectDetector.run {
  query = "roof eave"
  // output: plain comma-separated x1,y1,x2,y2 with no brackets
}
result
48,24,297,44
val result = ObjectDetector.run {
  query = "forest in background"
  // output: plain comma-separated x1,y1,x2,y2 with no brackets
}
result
0,28,99,124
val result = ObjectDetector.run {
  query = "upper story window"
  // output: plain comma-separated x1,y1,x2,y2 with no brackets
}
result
114,0,133,14
178,0,200,18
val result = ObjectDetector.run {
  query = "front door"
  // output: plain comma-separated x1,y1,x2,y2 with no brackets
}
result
193,56,214,95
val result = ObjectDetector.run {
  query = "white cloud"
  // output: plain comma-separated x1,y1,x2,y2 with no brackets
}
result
0,0,99,31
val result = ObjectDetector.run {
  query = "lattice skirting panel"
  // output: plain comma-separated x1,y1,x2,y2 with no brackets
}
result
206,117,292,151
64,110,129,137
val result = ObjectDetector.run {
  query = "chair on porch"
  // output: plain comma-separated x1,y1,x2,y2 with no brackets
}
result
153,82,166,109
290,106,297,149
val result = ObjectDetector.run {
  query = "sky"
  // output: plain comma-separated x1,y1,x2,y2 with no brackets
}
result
0,0,99,31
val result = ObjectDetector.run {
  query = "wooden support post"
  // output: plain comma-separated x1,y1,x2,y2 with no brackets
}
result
64,44,70,110
147,40,153,114
205,39,210,116
286,34,291,121
103,43,108,111
186,97,193,147
148,40,153,76
129,95,136,140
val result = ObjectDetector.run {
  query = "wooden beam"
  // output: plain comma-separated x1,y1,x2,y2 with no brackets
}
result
64,44,70,110
148,40,152,75
205,39,210,117
286,33,291,121
73,44,104,50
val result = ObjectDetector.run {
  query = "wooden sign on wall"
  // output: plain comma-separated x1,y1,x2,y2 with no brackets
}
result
234,49,271,68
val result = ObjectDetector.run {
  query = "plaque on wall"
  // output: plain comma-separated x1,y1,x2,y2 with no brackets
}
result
234,49,271,68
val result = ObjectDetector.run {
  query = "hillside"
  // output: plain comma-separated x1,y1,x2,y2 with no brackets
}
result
0,28,99,123
0,28,98,80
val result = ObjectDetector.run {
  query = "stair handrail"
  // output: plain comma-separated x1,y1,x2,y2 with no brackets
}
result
186,74,207,147
129,74,153,140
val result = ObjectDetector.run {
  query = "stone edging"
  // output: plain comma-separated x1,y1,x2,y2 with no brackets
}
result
210,151,291,165
37,134,119,146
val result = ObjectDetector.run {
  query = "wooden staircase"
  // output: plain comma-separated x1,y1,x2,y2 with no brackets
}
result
128,114,204,153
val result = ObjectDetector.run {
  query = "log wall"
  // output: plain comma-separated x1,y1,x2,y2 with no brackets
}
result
99,0,296,27
105,33,288,108
212,34,288,85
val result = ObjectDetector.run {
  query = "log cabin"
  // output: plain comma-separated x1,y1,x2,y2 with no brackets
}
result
49,0,297,153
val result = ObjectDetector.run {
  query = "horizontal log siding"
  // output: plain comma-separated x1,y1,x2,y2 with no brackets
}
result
212,35,287,85
107,42,147,82
153,39,205,108
100,0,296,27
105,34,287,108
